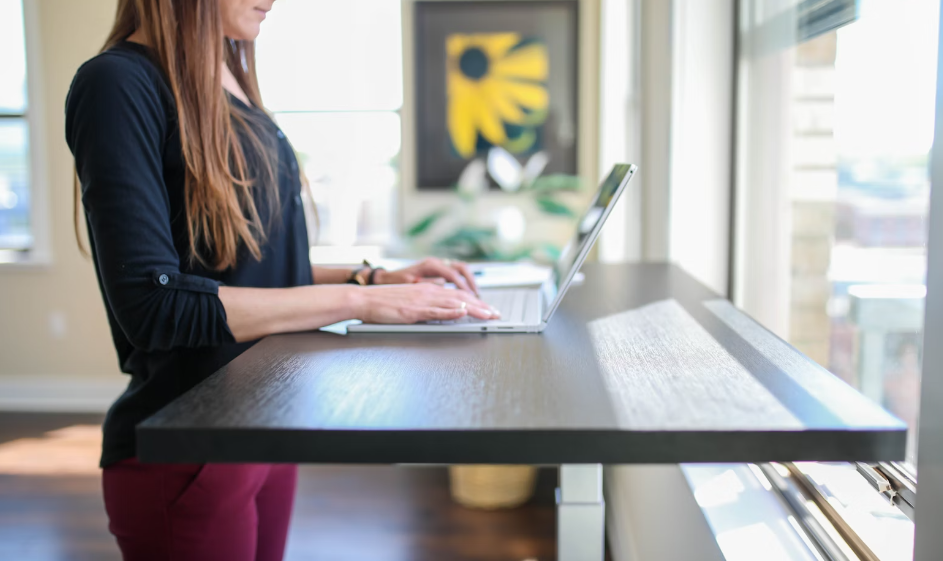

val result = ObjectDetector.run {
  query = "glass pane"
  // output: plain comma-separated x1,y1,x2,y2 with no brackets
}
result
256,0,403,112
825,0,937,467
274,112,401,167
739,0,939,467
736,0,938,556
0,0,28,114
0,119,32,250
274,112,400,246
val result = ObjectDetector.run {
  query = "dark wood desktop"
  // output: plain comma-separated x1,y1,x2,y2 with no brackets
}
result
138,263,906,560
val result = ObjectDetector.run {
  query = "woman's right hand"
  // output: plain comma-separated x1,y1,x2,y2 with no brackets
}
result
352,283,500,324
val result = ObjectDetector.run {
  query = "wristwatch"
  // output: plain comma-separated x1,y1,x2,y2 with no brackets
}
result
345,260,384,286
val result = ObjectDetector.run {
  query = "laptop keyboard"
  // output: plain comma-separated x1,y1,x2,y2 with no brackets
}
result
482,290,526,323
427,289,527,325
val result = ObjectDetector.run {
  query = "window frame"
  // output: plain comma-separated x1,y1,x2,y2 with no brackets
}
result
912,4,943,552
0,0,52,268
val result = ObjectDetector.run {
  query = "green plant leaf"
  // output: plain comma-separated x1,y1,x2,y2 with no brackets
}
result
433,227,497,260
535,197,577,217
503,247,537,262
528,174,583,192
531,243,561,263
406,209,447,237
434,227,495,247
540,244,562,261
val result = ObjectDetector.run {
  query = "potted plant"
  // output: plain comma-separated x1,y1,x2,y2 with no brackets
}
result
406,147,583,264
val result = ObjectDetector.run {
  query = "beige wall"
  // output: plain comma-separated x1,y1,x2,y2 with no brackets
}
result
0,0,119,379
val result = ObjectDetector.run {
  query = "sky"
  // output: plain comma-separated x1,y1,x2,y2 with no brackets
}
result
0,0,27,113
834,0,941,159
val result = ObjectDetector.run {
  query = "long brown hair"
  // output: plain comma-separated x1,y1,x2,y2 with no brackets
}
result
75,0,278,270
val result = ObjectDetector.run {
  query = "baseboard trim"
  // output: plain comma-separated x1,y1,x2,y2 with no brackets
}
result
0,375,126,413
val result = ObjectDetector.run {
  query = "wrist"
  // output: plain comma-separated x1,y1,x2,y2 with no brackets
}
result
343,284,368,321
342,267,357,284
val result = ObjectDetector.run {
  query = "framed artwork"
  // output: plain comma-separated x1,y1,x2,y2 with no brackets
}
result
413,1,580,189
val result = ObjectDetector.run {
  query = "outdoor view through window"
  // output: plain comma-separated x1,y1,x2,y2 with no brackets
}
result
739,0,939,558
0,0,30,253
795,0,937,466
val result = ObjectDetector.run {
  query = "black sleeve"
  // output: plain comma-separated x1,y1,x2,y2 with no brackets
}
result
66,53,236,352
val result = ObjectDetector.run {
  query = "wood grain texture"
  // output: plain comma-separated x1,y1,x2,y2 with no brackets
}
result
588,299,803,430
138,263,907,464
703,300,904,428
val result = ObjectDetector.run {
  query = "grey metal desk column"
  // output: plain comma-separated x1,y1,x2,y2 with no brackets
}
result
557,464,605,561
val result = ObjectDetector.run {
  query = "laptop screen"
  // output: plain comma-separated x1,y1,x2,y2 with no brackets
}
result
542,164,637,322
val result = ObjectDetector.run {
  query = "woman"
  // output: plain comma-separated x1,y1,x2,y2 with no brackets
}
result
66,1,498,559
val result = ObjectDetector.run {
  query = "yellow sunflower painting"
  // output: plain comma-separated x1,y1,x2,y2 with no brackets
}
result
446,33,549,159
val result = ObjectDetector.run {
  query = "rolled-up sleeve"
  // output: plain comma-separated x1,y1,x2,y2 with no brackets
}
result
66,54,235,352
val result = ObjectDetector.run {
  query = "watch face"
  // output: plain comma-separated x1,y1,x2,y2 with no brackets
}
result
348,267,369,286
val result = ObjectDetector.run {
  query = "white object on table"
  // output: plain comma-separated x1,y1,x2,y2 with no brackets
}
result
470,262,584,288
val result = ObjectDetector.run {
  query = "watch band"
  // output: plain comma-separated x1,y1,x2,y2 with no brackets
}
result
368,267,385,285
346,260,376,286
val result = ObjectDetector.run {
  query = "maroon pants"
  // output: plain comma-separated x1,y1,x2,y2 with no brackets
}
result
102,458,297,561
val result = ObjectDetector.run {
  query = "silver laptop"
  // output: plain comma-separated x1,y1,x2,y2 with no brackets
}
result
348,163,638,334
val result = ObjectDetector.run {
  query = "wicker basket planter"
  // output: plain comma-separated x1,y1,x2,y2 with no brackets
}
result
448,465,538,509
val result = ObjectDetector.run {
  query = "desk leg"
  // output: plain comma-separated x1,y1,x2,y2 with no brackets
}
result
557,464,605,561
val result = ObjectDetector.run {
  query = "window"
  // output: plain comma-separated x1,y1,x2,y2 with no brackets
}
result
734,0,939,557
255,0,403,258
0,0,31,252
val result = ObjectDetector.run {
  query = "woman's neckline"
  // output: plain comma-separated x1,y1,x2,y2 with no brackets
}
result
227,91,257,112
117,40,259,111
119,39,152,57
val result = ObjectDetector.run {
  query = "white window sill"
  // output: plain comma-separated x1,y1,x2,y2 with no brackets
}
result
309,245,385,266
681,463,826,561
0,249,53,270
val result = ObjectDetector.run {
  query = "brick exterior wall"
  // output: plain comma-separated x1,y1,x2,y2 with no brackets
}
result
790,32,838,367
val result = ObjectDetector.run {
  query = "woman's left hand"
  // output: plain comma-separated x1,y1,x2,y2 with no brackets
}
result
375,257,479,295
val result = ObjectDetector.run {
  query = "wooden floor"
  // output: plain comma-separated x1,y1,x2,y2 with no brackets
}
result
0,413,606,561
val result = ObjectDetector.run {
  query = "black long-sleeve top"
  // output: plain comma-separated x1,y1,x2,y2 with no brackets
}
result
65,41,313,467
